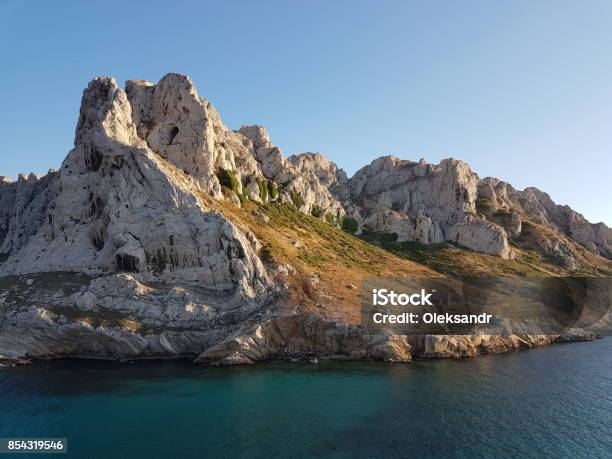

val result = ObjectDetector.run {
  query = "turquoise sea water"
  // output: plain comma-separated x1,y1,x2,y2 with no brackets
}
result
1,339,611,459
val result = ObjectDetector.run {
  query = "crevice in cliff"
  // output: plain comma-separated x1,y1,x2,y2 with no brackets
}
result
84,144,104,172
115,253,140,272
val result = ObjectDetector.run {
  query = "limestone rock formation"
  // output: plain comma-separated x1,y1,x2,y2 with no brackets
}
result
413,331,598,358
476,177,612,266
0,76,271,301
448,217,514,259
195,314,412,365
288,152,351,203
0,172,58,261
125,76,267,194
239,127,344,219
345,156,513,258
0,72,609,366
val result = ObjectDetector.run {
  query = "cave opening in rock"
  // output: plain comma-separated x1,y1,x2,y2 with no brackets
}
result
168,126,179,144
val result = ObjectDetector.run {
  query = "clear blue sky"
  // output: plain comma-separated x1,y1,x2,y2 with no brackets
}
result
1,0,611,225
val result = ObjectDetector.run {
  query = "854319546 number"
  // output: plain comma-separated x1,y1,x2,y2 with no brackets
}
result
0,438,67,454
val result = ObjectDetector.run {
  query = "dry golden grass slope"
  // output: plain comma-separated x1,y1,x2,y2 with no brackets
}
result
198,194,612,325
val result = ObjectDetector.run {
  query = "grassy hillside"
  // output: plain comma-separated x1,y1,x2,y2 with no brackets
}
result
199,195,612,324
201,197,437,323
360,233,612,278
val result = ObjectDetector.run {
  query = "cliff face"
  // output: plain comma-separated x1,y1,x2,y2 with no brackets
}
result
0,73,609,366
477,178,612,266
345,156,512,258
0,76,270,301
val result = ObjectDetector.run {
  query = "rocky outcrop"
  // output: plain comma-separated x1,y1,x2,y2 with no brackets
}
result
195,314,412,365
406,334,591,358
0,172,58,261
0,72,609,367
360,209,444,244
0,272,269,362
239,127,345,219
343,158,611,262
448,217,513,259
0,76,271,302
344,156,514,258
125,75,263,197
194,315,598,364
517,220,583,269
565,211,612,258
476,177,612,265
349,157,477,223
288,152,351,202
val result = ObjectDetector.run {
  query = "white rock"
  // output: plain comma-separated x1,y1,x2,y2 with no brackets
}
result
448,218,513,259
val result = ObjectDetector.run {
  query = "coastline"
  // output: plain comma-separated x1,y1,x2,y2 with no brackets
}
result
0,322,600,368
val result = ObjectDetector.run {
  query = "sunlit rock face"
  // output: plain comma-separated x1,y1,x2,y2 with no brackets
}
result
344,156,513,258
0,76,271,302
2,73,609,287
476,177,612,265
238,127,345,219
0,72,609,366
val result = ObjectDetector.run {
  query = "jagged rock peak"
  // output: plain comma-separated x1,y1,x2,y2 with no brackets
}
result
75,76,140,147
2,72,610,263
239,125,272,149
288,152,350,201
238,126,345,217
123,73,226,195
476,176,612,261
0,72,273,302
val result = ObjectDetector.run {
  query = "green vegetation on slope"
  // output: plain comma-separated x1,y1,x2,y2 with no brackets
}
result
267,181,279,200
257,177,268,202
341,217,359,234
358,231,612,278
216,168,240,195
290,189,305,208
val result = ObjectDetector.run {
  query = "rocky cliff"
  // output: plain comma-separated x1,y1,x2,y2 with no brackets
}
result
0,73,609,366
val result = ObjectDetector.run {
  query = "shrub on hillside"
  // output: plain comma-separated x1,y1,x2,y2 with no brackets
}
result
341,217,359,234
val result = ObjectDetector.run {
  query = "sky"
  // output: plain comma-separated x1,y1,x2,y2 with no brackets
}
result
0,0,610,225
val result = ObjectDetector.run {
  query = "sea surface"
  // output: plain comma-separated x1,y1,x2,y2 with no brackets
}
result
1,339,611,459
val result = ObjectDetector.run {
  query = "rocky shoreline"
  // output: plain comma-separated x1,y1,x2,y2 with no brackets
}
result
0,332,599,368
0,299,599,368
